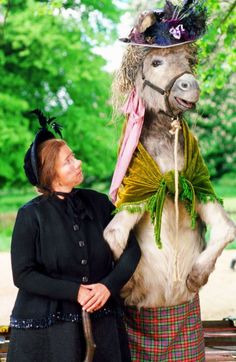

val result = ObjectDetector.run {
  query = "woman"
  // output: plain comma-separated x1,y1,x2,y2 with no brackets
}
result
7,110,141,362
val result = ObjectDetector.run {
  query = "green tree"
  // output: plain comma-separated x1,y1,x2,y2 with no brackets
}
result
0,0,122,189
188,0,236,178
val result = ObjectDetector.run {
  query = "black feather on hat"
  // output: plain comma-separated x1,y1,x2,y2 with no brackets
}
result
24,109,63,186
120,0,207,48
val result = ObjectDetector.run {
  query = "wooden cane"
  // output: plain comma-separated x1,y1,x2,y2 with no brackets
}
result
82,310,96,362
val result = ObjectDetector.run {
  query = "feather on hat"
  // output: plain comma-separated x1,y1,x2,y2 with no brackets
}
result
24,109,63,186
120,0,207,48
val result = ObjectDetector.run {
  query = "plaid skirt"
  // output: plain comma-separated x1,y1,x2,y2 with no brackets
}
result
124,294,205,362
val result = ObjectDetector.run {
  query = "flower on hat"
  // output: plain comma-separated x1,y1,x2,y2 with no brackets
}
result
120,0,207,48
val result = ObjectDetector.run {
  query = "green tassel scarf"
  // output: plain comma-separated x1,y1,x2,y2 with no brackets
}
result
115,120,222,248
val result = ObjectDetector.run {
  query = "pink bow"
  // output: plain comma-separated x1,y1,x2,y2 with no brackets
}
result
109,88,145,203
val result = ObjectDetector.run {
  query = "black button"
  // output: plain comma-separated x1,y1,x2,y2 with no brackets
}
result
73,224,80,231
81,259,87,265
78,241,85,247
82,276,88,283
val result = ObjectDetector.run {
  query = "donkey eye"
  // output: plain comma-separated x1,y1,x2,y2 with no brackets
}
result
152,59,162,67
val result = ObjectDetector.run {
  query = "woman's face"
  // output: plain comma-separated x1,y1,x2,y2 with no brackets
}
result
53,144,84,191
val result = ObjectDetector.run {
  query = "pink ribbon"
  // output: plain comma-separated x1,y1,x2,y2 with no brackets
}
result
109,88,145,203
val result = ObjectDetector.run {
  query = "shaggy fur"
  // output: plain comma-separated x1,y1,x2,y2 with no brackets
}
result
105,43,236,308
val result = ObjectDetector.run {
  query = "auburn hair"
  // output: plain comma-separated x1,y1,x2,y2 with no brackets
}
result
37,138,66,195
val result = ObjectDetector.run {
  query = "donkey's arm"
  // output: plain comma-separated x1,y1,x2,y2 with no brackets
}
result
104,210,144,259
186,201,236,292
198,201,236,248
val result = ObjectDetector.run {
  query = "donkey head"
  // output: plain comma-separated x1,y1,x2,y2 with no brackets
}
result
135,45,200,116
115,1,206,118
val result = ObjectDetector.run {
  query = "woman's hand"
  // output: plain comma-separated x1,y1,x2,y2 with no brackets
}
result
79,283,111,313
77,285,92,305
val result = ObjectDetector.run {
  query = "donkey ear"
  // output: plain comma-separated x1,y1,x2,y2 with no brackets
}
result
137,11,156,33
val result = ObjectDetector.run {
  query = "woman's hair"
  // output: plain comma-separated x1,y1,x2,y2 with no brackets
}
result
37,138,66,195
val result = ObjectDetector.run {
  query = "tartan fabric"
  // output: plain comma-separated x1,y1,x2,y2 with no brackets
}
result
124,294,205,362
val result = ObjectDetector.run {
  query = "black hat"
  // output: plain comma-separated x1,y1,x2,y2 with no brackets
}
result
24,109,63,186
120,0,207,48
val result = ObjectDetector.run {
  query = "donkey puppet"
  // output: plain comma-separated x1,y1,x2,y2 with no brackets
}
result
104,2,236,361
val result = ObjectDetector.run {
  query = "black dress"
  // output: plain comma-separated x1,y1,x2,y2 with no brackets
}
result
7,189,141,362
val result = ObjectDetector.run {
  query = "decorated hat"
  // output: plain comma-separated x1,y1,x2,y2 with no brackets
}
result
24,109,63,186
120,0,207,48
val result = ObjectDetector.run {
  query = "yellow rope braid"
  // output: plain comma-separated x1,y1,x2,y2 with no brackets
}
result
169,118,182,282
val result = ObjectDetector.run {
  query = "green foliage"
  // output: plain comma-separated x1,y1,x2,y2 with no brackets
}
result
213,172,236,198
198,0,236,93
188,0,236,179
0,0,123,189
187,75,236,179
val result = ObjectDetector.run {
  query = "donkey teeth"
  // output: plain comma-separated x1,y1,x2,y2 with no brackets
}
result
175,97,194,109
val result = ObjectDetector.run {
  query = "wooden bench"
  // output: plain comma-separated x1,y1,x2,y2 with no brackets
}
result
0,326,9,362
1,320,236,361
203,319,236,361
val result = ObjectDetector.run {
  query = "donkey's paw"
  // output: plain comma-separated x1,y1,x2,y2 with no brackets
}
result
186,265,210,293
103,225,129,259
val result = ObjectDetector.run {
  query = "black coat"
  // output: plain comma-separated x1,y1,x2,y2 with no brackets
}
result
10,188,141,328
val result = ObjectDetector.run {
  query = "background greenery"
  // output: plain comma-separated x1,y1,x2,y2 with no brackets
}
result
0,0,235,251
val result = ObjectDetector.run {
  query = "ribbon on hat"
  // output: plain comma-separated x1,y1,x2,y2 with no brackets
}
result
109,88,145,203
169,24,185,40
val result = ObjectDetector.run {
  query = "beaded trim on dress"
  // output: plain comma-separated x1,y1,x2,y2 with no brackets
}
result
10,307,121,329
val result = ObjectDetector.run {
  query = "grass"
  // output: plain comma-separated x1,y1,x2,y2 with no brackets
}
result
0,189,37,213
0,189,37,252
212,175,236,249
223,198,236,249
204,196,236,250
0,177,236,252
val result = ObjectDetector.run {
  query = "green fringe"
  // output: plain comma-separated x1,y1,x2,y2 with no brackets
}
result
113,175,222,249
113,198,148,215
180,175,193,202
179,176,197,229
146,180,166,249
196,191,223,206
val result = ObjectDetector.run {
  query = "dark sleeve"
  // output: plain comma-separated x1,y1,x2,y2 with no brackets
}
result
100,231,141,296
11,207,80,302
103,194,116,225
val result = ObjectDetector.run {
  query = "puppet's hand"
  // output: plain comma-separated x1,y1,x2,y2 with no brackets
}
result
104,209,143,259
186,251,216,292
104,212,130,259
